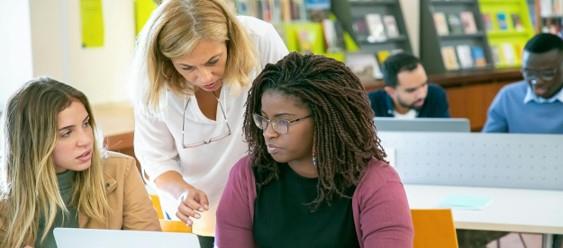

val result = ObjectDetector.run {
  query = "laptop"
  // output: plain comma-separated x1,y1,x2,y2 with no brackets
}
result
374,117,471,132
54,228,200,248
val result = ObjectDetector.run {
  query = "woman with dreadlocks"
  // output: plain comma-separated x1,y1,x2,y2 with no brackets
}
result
216,52,413,247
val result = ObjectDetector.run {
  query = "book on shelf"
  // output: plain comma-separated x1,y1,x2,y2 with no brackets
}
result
501,43,517,65
471,46,487,67
433,12,449,35
441,46,460,70
383,15,400,38
322,19,345,53
460,11,478,34
258,0,283,23
282,0,292,21
294,23,325,54
391,48,404,55
237,0,323,22
376,50,391,64
496,12,509,31
490,45,501,65
539,0,563,17
304,0,330,10
482,13,493,31
261,0,273,22
447,13,464,35
490,43,518,66
513,42,524,61
511,13,524,31
346,53,383,79
271,0,282,23
456,45,474,69
365,13,387,42
290,0,307,21
352,16,370,42
541,0,553,17
235,0,250,15
236,0,261,19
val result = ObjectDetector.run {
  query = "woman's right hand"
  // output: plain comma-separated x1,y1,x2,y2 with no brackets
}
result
176,185,209,225
152,171,210,225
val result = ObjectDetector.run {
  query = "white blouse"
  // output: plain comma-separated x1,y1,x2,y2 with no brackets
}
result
134,16,288,236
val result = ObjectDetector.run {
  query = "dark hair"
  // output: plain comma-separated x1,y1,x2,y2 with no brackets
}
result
524,33,563,54
244,52,387,211
382,52,421,87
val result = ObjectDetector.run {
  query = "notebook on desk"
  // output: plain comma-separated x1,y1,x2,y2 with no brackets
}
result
54,228,200,248
374,117,471,132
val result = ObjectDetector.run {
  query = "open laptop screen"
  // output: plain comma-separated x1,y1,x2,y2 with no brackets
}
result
374,117,471,132
54,228,200,248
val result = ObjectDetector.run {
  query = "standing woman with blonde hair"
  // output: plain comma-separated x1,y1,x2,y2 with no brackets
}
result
130,0,287,246
0,78,160,248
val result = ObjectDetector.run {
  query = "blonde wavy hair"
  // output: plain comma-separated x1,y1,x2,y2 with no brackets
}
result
0,77,110,247
133,0,257,111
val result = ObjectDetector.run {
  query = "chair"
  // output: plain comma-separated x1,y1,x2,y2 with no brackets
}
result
149,194,192,233
160,219,192,233
149,194,165,219
411,209,458,248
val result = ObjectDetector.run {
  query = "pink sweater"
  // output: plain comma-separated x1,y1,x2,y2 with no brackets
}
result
216,156,413,248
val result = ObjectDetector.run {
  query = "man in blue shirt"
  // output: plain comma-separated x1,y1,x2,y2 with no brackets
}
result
368,52,450,118
477,33,563,248
483,33,563,133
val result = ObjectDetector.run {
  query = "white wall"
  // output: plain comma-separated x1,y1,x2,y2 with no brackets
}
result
0,0,135,112
30,0,136,105
0,0,33,111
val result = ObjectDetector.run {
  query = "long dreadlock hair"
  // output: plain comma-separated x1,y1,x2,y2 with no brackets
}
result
244,52,387,211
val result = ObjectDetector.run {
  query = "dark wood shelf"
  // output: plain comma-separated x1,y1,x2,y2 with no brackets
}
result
362,68,522,91
358,36,409,45
428,68,522,87
430,0,477,4
439,32,487,39
350,0,398,5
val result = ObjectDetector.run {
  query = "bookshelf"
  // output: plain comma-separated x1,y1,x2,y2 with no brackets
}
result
233,0,348,62
420,0,494,74
478,0,535,68
345,0,413,80
231,0,413,82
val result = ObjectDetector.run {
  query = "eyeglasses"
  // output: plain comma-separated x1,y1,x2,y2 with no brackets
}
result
181,97,231,149
252,113,311,134
521,68,559,81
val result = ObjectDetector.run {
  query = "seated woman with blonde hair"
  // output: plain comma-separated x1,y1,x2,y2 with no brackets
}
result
0,77,160,248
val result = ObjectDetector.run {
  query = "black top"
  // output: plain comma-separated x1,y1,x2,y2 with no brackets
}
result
253,164,359,248
368,83,450,118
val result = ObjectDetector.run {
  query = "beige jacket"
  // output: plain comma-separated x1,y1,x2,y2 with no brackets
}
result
0,152,161,245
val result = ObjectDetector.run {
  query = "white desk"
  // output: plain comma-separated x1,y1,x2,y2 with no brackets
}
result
406,185,563,234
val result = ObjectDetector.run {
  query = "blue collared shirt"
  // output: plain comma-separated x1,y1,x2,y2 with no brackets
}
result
483,81,563,133
523,85,563,104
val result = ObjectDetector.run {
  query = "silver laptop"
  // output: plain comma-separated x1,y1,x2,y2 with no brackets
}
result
54,228,200,248
374,117,471,132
